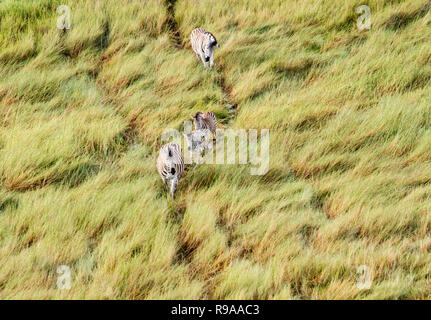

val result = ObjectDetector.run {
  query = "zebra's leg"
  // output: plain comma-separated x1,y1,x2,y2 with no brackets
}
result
200,54,208,68
196,148,204,164
170,178,178,199
162,177,168,187
209,52,214,68
205,138,215,152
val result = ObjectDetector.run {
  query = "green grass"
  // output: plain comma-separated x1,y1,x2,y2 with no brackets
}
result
0,0,430,299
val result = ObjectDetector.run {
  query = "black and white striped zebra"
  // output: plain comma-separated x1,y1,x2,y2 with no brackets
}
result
190,28,219,68
191,111,217,134
156,142,184,199
184,128,214,161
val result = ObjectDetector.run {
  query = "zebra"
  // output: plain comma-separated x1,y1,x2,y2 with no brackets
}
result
156,142,184,199
184,129,214,162
190,28,219,68
191,111,217,134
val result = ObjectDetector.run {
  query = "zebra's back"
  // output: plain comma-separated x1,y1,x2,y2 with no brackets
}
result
202,112,217,134
190,28,206,53
191,28,208,41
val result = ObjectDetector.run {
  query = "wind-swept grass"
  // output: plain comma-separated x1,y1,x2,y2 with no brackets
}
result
0,0,430,299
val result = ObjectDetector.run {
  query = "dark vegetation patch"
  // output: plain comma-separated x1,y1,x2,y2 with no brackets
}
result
175,231,201,265
256,167,294,185
291,162,320,179
212,109,231,125
293,112,336,132
310,189,331,211
167,202,198,266
298,224,319,247
95,20,111,52
334,11,358,32
130,245,143,258
60,162,101,188
61,18,111,58
245,24,276,35
0,279,6,291
306,41,322,53
0,197,19,212
16,84,60,104
4,162,100,192
347,34,369,47
344,133,385,153
217,205,234,247
167,201,186,226
163,0,182,47
155,180,170,200
246,84,276,102
14,224,40,251
384,2,431,30
310,190,331,211
119,126,141,151
0,43,38,64
320,158,356,176
271,58,314,81
215,69,234,100
337,227,361,241
238,246,253,260
290,278,307,299
226,20,239,31
88,217,121,250
181,166,221,191
403,177,431,189
404,71,431,91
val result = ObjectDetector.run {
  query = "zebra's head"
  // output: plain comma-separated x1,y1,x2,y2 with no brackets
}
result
191,112,204,128
203,33,218,62
191,112,203,120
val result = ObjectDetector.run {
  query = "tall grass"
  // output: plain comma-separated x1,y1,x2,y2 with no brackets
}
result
0,0,430,299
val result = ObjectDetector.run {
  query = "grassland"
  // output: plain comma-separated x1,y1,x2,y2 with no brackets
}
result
0,0,430,299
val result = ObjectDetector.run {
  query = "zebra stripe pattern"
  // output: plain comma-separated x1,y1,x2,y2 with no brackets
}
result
184,128,214,159
156,142,184,199
191,111,217,134
190,28,219,68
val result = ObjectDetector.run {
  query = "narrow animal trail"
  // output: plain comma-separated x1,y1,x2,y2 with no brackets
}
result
164,0,237,121
163,0,237,299
216,67,237,124
164,0,182,48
